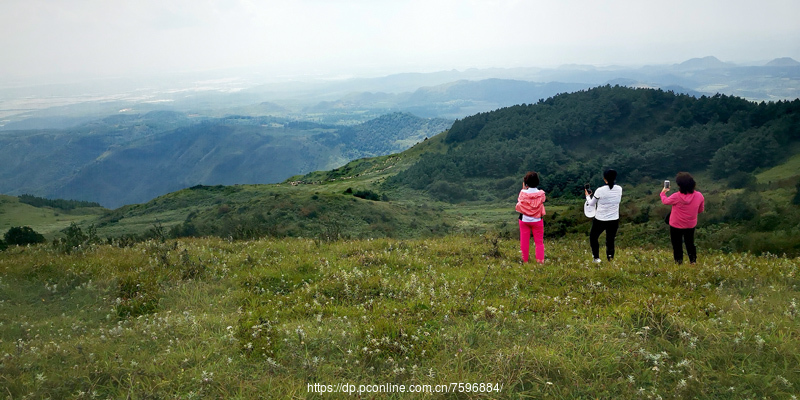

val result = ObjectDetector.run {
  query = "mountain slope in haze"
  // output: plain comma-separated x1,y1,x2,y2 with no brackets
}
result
675,56,733,70
305,79,596,119
766,57,800,67
287,59,800,120
1,112,451,208
0,111,193,195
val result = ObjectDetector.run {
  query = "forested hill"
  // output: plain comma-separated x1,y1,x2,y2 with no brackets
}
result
388,85,800,201
334,112,452,158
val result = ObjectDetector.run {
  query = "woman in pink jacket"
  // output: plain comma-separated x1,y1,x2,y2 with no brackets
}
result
516,171,546,263
661,172,705,264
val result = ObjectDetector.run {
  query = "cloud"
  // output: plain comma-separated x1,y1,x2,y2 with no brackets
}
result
1,0,799,82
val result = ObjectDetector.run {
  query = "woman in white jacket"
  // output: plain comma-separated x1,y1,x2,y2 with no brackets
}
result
584,169,622,263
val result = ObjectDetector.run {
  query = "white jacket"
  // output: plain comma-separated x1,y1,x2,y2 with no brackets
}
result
586,185,622,221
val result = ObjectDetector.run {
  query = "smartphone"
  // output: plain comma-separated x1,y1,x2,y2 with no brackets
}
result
584,183,592,195
664,180,670,189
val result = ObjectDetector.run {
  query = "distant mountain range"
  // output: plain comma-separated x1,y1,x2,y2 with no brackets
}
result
238,56,800,118
0,112,451,208
2,56,798,130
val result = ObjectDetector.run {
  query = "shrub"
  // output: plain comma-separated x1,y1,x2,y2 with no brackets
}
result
426,181,476,202
353,190,380,201
727,171,757,189
755,211,783,232
794,182,800,206
725,193,759,222
4,226,46,246
55,223,100,253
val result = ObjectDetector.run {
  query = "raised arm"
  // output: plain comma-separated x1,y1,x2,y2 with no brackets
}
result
660,188,676,205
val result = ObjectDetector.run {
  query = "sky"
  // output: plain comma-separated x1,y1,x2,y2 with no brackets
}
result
2,0,799,84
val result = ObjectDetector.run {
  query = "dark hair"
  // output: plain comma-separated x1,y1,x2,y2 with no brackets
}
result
676,172,696,194
603,169,617,189
523,171,540,188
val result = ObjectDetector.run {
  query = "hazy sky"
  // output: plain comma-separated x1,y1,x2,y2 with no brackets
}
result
2,0,799,83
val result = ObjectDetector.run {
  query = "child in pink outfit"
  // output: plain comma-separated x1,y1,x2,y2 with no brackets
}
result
516,171,546,263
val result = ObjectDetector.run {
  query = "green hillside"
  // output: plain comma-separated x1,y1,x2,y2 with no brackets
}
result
0,194,105,239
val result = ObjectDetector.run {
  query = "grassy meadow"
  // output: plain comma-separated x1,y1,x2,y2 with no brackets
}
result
0,195,104,240
1,234,799,399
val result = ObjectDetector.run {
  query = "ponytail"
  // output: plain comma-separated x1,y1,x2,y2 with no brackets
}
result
603,169,617,190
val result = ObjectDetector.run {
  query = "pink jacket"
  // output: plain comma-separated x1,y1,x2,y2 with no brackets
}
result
516,190,547,218
661,191,705,229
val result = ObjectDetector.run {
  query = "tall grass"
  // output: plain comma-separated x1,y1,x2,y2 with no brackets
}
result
1,234,798,398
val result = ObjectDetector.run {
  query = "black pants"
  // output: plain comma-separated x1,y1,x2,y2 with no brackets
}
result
670,226,696,264
590,219,619,260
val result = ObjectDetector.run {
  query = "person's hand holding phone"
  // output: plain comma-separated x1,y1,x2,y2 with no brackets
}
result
661,180,670,193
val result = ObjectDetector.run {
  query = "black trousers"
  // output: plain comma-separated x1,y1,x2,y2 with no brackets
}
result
590,219,619,260
669,226,697,264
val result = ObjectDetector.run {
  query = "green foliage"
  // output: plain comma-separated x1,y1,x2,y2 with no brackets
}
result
17,194,101,210
339,112,452,157
4,226,46,246
725,192,760,222
709,128,783,178
0,239,6,251
727,171,757,189
426,181,477,202
54,223,100,253
352,189,382,201
794,182,800,206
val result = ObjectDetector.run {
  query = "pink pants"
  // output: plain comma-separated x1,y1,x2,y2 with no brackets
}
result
519,219,545,263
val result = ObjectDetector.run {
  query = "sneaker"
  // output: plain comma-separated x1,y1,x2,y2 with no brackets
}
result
593,258,602,263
